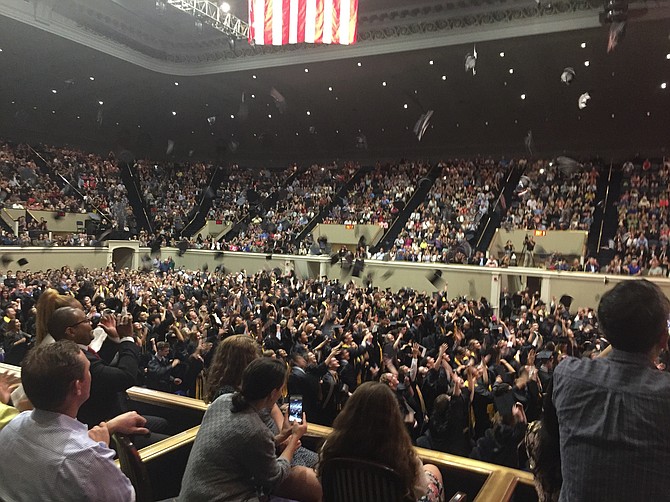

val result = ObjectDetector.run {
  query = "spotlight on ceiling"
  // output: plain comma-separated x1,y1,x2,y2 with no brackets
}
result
219,1,230,13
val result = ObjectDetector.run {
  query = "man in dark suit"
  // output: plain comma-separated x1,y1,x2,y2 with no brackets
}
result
48,307,140,427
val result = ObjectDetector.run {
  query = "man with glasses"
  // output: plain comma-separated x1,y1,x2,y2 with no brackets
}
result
47,306,141,429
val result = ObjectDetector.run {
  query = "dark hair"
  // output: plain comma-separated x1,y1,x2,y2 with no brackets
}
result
47,306,81,342
231,357,287,413
156,341,170,351
598,279,670,353
205,335,261,403
22,340,85,412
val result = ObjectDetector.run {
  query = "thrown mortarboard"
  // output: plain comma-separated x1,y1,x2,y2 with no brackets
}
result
150,239,161,255
524,130,534,156
559,294,574,309
1,255,12,267
140,254,152,272
560,67,575,85
351,259,365,278
464,45,477,75
493,384,523,420
608,21,626,53
427,269,445,288
413,110,434,142
177,240,189,257
329,253,340,265
266,254,273,261
381,269,395,281
537,350,553,361
270,87,287,114
202,263,209,272
578,92,591,110
214,251,225,260
17,258,29,267
166,140,175,156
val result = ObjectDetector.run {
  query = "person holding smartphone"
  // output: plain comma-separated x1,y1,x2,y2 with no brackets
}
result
179,358,321,502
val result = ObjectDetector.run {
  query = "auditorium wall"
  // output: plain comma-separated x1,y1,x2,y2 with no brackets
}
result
2,244,669,313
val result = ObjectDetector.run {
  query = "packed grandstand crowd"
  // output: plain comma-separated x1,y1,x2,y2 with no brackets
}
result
1,139,669,279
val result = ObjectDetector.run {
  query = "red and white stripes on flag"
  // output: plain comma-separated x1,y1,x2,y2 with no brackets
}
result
248,0,358,46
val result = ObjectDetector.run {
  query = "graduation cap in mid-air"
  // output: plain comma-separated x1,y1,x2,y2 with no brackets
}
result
17,258,29,267
427,269,445,288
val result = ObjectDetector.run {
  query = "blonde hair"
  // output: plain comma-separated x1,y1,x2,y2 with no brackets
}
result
35,289,82,345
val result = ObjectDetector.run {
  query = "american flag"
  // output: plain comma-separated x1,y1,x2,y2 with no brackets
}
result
248,0,358,46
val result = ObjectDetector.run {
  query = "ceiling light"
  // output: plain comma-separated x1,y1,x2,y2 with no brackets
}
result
667,53,670,59
51,89,57,94
219,1,230,12
584,60,590,67
51,110,55,114
230,114,235,119
0,49,3,52
172,111,177,116
611,113,615,118
252,75,257,79
306,111,311,116
174,82,179,86
646,112,651,117
382,81,387,86
357,62,362,67
456,123,460,128
328,86,333,91
581,42,587,48
304,68,309,72
251,94,256,98
98,100,104,105
89,76,95,81
520,93,526,100
296,132,299,136
336,130,339,134
485,121,489,126
403,104,408,109
441,75,447,81
499,52,505,57
662,82,667,89
268,114,272,118
509,68,514,74
429,60,434,65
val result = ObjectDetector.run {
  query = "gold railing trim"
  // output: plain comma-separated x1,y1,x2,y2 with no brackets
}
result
126,386,209,412
474,471,520,502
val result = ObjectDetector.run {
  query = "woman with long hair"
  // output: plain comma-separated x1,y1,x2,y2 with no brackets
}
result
35,288,82,346
205,334,318,468
319,381,444,502
179,357,321,502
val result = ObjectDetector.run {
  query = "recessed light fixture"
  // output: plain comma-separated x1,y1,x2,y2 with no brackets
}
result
174,82,179,86
456,123,460,128
611,113,615,118
666,53,670,60
382,81,387,87
89,76,95,81
584,60,590,67
357,62,362,67
268,114,272,118
499,52,505,57
509,68,514,74
51,110,55,114
441,75,447,81
662,82,667,89
336,130,339,134
647,112,651,117
98,100,104,105
581,42,587,48
521,93,526,100
485,121,489,126
172,111,177,116
295,132,299,136
51,89,57,94
0,48,3,52
306,111,311,116
328,86,333,91
252,75,257,79
429,60,434,65
304,68,309,73
403,104,408,109
230,114,235,119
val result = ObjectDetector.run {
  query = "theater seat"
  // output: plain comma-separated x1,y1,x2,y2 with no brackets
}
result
319,457,413,502
112,433,154,502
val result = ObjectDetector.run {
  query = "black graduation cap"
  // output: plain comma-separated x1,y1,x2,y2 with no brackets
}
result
427,269,445,288
202,263,209,272
329,253,340,265
493,384,517,420
381,269,394,281
53,211,65,220
140,254,152,272
352,259,365,278
214,251,225,260
1,255,12,267
17,258,29,267
150,240,161,255
214,264,227,274
177,240,189,257
266,254,273,261
559,295,573,310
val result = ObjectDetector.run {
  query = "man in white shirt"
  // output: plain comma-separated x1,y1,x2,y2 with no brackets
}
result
0,340,148,502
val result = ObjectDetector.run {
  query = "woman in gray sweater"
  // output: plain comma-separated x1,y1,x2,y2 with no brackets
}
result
179,357,321,502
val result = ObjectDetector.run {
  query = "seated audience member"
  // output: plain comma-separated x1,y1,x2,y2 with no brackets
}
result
205,335,318,468
179,357,321,502
319,381,445,502
48,306,140,427
549,279,670,501
0,341,148,501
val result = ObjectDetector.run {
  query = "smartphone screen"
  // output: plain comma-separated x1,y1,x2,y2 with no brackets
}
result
289,395,303,423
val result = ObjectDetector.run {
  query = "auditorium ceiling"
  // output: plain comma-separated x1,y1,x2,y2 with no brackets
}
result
0,0,669,163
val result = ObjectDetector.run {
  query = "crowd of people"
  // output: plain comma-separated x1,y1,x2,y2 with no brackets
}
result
0,248,668,500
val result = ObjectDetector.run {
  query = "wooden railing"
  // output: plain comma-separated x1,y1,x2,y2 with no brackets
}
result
2,362,537,501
